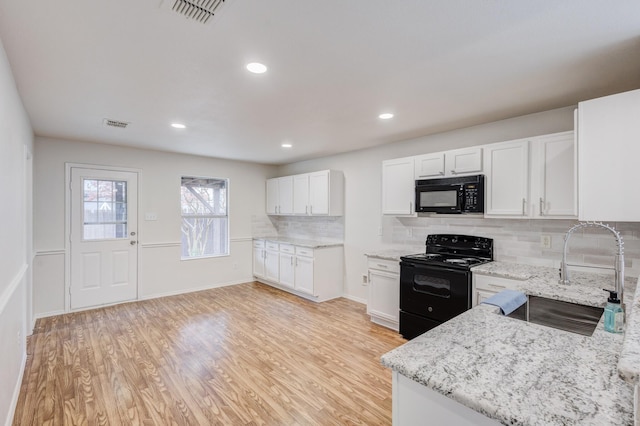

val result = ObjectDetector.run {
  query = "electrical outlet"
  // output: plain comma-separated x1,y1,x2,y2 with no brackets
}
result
540,235,552,249
145,212,158,221
362,274,368,285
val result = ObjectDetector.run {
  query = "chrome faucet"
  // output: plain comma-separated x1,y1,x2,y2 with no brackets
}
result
559,222,625,304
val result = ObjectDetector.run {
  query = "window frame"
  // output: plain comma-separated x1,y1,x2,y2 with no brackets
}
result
180,175,230,260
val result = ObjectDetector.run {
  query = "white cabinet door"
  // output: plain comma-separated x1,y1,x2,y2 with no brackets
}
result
265,249,279,282
279,253,295,288
475,289,497,306
294,256,314,295
368,269,399,324
414,153,445,179
382,157,415,215
278,176,294,215
309,171,329,215
266,178,279,215
532,132,577,218
253,246,265,278
484,140,529,216
293,174,310,215
446,147,483,176
578,89,640,221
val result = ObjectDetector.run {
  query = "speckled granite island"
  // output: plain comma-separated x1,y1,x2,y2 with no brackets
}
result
381,261,639,426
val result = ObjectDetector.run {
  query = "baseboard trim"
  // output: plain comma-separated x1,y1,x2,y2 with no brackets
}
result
342,294,367,305
137,278,254,302
5,348,27,426
33,310,66,322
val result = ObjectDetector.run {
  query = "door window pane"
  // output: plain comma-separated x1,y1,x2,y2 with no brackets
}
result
83,179,128,240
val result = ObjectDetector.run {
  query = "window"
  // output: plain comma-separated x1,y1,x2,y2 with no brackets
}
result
83,178,128,240
180,177,229,259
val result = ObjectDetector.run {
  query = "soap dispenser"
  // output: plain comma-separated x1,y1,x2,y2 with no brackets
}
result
603,289,624,334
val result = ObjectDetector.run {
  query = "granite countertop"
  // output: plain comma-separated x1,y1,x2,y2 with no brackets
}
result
252,236,343,249
381,261,639,425
364,247,423,262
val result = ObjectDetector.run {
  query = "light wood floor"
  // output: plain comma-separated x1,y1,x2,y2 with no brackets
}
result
13,282,406,425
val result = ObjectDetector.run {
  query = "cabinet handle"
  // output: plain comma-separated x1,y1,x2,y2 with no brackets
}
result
450,169,457,175
305,205,308,215
439,171,444,175
291,256,293,266
310,206,313,215
409,202,413,214
539,197,545,216
377,263,388,268
295,257,298,266
522,198,526,216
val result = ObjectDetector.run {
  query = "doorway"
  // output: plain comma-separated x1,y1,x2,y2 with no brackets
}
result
69,167,138,310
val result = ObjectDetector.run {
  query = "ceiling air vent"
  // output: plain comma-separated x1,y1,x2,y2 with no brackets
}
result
103,119,130,129
164,0,226,24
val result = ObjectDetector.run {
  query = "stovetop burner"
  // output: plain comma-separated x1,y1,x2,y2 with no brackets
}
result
400,234,494,270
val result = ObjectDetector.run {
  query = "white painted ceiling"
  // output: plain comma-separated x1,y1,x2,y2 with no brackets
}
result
1,1,639,165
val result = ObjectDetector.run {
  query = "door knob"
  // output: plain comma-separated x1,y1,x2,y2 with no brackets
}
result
130,241,137,245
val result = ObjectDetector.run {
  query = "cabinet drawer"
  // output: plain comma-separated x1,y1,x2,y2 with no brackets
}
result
295,247,314,257
474,274,522,292
367,258,400,274
279,244,295,254
253,240,265,249
266,241,279,251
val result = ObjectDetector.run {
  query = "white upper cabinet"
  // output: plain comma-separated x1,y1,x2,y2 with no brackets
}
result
382,156,415,215
278,176,294,215
530,131,577,218
293,174,310,215
266,178,279,215
484,139,530,217
266,170,343,216
578,89,640,222
414,147,482,179
414,152,445,178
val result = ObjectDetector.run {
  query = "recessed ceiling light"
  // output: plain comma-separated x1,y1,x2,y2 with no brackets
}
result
379,113,394,120
246,62,268,74
281,143,292,148
171,123,186,129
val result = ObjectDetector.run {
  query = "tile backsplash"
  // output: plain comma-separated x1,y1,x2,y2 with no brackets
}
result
383,216,640,277
252,215,345,242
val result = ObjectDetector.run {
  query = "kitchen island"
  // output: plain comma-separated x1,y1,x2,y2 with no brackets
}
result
381,262,639,425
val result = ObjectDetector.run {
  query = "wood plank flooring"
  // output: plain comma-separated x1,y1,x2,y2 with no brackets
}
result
13,282,406,425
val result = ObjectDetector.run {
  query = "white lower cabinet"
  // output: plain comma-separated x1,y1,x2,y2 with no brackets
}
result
294,253,314,295
472,274,522,307
252,240,266,279
252,239,343,302
278,244,295,288
366,257,400,331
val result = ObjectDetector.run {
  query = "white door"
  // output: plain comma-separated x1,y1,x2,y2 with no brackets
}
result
382,157,415,215
253,245,265,278
414,153,445,179
368,269,399,323
308,171,329,215
294,256,314,295
279,253,295,288
265,249,279,282
293,174,310,215
266,178,279,214
70,168,138,310
536,133,577,217
278,176,294,215
484,140,529,216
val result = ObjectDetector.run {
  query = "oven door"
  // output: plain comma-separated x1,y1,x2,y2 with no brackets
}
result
400,262,471,322
415,184,463,213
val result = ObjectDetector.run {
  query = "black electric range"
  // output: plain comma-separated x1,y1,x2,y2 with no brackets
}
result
399,234,494,339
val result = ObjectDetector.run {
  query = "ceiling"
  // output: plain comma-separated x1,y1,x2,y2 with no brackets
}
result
0,1,639,165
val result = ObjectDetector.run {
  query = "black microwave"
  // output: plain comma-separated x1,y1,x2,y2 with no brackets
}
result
415,174,485,214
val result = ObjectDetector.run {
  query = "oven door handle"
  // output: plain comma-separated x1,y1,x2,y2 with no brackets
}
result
401,263,468,275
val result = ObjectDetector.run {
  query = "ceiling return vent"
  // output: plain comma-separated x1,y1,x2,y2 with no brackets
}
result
164,0,226,24
103,119,130,129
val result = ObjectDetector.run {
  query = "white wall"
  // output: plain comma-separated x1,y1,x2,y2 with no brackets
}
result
33,137,277,315
278,106,575,302
0,39,33,425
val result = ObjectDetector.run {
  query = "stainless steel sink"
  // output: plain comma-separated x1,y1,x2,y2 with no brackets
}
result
507,296,604,336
